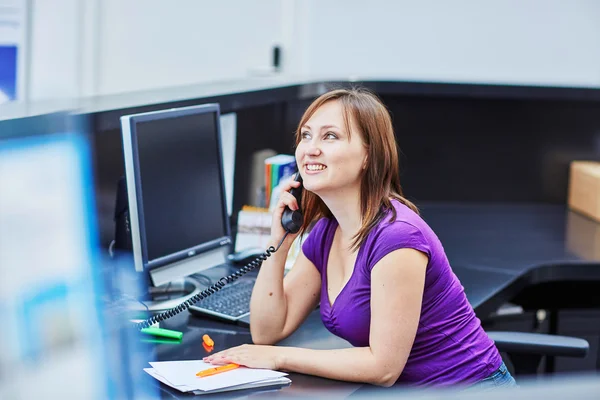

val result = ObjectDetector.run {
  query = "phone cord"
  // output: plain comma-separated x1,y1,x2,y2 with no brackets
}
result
136,232,290,330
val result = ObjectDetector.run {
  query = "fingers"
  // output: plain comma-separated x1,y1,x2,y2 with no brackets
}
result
203,352,228,365
203,348,225,362
277,191,299,212
204,353,242,366
203,345,245,365
205,355,233,365
280,177,301,192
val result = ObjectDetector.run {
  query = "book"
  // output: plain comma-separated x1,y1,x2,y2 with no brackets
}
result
264,154,296,206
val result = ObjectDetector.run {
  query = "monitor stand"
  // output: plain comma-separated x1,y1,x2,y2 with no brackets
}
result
140,276,202,312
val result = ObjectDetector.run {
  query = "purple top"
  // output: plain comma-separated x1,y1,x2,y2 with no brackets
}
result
302,200,502,386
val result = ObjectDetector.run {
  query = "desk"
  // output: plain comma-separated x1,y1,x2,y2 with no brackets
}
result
421,203,600,315
140,203,600,398
421,203,600,274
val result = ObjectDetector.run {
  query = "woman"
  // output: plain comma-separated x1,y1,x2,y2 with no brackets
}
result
204,88,516,389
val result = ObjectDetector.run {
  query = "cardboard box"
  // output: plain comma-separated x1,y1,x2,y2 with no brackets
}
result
568,161,600,222
566,210,600,260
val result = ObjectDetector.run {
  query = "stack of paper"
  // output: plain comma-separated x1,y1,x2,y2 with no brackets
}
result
144,360,291,395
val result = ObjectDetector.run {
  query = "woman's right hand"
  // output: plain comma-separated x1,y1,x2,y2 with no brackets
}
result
270,178,303,248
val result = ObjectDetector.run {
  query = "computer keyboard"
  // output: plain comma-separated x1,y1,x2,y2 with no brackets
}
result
188,278,255,324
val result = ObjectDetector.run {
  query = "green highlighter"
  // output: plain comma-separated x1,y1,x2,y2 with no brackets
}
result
140,327,183,341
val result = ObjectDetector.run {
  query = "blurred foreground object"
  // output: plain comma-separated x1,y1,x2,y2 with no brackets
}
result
0,130,149,399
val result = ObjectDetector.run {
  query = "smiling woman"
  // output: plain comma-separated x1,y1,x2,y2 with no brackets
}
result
294,89,419,253
296,101,367,202
205,88,517,390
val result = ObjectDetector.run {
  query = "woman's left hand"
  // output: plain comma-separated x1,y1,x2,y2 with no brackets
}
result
203,344,282,370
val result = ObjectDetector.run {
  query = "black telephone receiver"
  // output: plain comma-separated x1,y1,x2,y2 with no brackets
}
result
281,172,303,234
136,171,304,331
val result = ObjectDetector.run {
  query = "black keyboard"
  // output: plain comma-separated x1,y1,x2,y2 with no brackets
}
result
188,278,255,323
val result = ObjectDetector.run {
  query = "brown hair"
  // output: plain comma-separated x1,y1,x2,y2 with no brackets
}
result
296,87,418,252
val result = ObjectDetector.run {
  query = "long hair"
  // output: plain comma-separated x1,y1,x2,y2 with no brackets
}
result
296,88,418,252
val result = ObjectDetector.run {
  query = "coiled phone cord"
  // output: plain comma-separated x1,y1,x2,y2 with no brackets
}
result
136,232,290,330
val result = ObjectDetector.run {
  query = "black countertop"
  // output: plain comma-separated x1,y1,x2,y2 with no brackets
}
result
421,203,600,273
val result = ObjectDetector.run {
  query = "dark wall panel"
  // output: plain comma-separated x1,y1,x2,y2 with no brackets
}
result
284,94,600,204
89,89,600,248
381,95,600,203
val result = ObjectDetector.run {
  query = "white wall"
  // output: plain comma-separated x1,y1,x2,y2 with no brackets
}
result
25,0,285,99
23,0,600,100
28,0,81,100
298,0,600,87
96,0,283,95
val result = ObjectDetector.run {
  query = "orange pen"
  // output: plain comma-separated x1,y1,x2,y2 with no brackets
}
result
196,363,240,378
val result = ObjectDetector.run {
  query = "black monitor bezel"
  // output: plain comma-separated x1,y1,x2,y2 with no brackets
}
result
124,103,231,271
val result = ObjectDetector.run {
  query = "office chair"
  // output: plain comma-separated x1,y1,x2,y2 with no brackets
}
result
487,331,589,376
509,280,600,373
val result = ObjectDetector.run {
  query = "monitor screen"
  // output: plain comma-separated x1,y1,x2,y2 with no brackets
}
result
135,112,227,262
121,104,231,281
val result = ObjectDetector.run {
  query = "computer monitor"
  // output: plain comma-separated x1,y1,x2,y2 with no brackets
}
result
120,104,231,288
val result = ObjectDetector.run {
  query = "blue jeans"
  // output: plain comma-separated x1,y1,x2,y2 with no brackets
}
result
465,362,518,391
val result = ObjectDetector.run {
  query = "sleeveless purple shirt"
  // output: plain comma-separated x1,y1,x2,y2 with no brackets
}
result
301,200,502,386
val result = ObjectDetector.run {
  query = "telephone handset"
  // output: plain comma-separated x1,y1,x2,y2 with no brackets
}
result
281,172,303,234
136,172,304,330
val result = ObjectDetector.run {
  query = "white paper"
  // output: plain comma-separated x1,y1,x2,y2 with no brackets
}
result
190,377,291,395
145,368,291,395
148,360,287,392
144,368,194,393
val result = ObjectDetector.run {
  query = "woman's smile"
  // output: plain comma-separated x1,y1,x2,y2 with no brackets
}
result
304,162,328,174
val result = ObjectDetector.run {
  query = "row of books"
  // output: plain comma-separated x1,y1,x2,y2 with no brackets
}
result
264,154,296,207
234,154,301,270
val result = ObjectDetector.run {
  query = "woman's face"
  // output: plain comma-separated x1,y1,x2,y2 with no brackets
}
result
295,100,367,196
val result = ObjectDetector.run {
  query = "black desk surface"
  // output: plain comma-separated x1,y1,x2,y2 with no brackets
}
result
141,203,600,398
421,203,600,273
